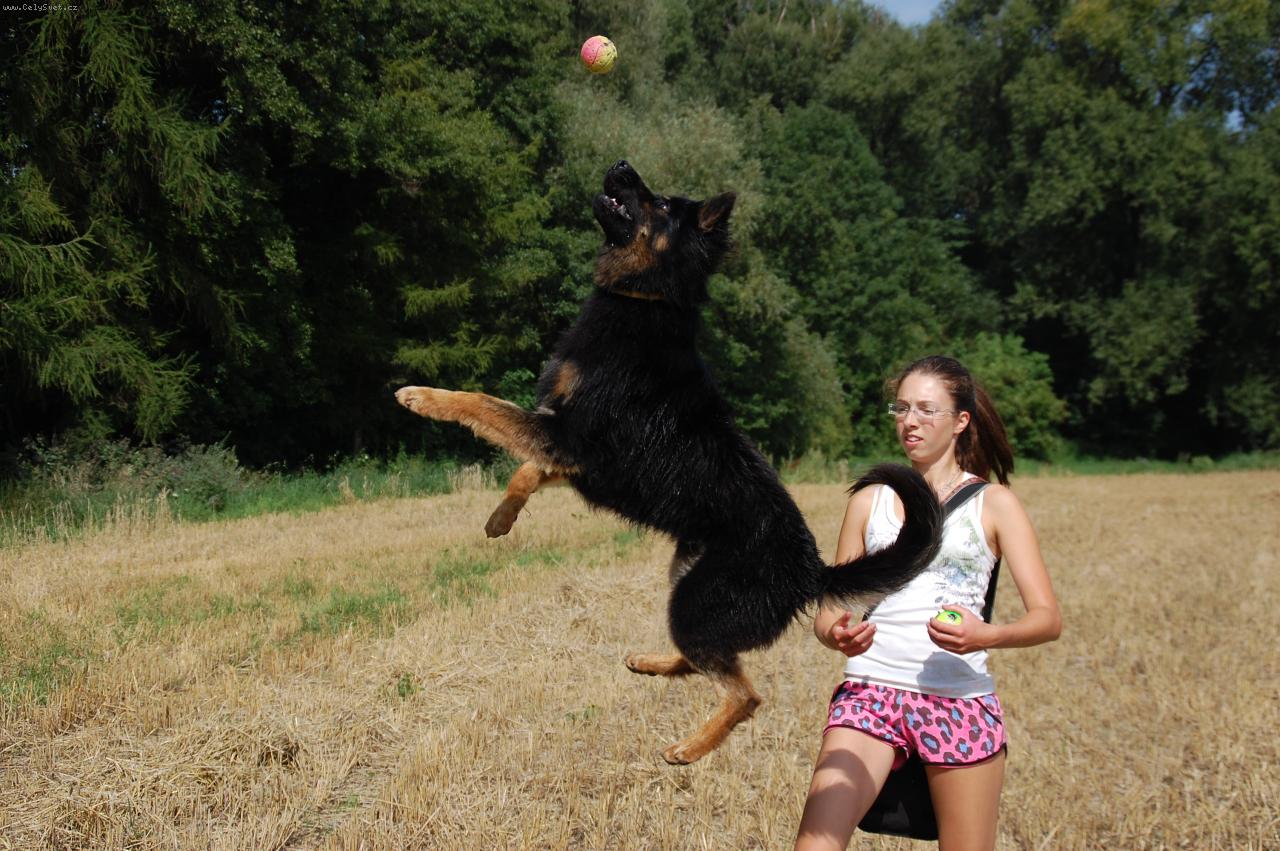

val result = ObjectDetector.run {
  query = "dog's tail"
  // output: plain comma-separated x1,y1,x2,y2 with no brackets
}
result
820,463,943,613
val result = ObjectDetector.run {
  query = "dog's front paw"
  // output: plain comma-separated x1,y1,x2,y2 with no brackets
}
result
485,499,520,538
662,739,705,766
395,386,452,420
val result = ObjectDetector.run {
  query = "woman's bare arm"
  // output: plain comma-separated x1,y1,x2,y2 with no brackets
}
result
815,486,878,653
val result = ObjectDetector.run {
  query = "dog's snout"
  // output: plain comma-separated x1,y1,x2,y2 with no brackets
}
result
606,160,639,187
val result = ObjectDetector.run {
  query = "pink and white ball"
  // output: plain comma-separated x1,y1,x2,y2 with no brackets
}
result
580,35,617,75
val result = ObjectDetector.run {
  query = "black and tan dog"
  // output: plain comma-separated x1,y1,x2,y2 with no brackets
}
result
396,161,941,765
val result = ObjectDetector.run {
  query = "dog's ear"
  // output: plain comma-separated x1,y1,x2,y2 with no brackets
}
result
697,192,736,232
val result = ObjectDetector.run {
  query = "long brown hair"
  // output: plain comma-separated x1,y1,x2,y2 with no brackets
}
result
888,355,1013,485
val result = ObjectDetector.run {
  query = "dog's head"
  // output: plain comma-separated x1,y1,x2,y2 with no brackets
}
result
592,160,735,307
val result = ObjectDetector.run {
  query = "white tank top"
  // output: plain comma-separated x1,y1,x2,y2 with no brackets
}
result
842,479,998,697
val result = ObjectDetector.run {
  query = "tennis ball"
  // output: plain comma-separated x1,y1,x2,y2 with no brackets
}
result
935,609,963,625
580,35,617,75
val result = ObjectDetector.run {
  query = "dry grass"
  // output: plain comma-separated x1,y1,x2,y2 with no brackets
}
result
0,473,1276,849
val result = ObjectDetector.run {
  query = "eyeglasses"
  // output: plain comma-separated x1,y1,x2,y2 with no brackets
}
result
886,403,957,422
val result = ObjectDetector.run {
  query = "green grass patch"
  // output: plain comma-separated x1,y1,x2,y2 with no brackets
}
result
565,704,601,723
114,576,196,638
1016,450,1280,477
112,576,274,642
0,614,89,706
414,546,568,609
279,573,318,602
513,547,565,569
7,439,1277,549
429,551,503,604
611,527,648,558
300,585,409,636
206,454,458,521
0,639,88,705
0,444,471,546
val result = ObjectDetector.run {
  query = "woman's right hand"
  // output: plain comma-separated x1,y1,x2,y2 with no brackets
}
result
826,611,876,657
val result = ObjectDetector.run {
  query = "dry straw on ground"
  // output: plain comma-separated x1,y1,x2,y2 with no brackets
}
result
1,473,1276,849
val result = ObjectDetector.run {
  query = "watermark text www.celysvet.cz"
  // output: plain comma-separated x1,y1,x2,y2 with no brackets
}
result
2,4,81,10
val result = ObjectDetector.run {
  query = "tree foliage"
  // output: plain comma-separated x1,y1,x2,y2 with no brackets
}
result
3,0,1277,471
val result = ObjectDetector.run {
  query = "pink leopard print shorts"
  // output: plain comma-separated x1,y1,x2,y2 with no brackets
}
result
825,680,1006,770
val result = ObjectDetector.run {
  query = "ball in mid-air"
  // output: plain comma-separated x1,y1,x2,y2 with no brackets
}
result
580,35,617,75
934,609,963,625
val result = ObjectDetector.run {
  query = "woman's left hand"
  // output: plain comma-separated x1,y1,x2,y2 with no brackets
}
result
926,605,994,654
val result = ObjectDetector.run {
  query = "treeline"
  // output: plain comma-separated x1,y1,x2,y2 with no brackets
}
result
2,0,1277,472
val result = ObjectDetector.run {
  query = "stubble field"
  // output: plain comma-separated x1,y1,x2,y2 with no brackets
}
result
0,471,1276,849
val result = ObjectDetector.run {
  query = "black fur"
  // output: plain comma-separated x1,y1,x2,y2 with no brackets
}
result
539,162,941,671
397,161,943,759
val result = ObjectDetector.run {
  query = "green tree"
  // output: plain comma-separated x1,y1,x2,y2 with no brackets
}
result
952,332,1066,460
839,0,1279,453
1195,109,1280,451
2,1,579,466
703,259,851,459
750,103,999,452
989,0,1276,452
1,8,211,444
153,0,577,464
14,0,1276,471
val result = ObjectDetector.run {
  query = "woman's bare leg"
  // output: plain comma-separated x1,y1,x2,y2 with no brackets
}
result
926,751,1005,851
794,728,896,851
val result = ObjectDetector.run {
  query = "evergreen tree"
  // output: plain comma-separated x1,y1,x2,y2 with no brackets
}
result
1,7,210,445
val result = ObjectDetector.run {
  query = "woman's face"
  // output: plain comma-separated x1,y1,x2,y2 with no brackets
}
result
894,372,970,466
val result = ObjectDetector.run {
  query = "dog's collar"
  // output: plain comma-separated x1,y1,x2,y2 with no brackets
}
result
602,287,665,302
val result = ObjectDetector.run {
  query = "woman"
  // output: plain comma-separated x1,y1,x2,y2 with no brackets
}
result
795,356,1062,851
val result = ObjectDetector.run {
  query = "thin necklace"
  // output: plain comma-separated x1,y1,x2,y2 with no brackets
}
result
935,467,963,501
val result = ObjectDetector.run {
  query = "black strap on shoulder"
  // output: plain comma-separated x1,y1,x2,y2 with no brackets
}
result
944,481,1001,623
942,480,987,519
982,559,1002,622
863,480,999,621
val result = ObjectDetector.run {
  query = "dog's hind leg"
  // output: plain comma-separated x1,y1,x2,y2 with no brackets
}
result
394,386,567,470
623,542,703,675
624,652,695,677
485,461,564,538
661,663,762,765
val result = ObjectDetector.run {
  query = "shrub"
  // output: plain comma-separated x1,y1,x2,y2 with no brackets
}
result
953,333,1067,461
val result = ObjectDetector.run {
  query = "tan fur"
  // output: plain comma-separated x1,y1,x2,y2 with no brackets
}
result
660,668,762,765
594,227,655,286
394,387,561,469
624,652,695,677
698,201,731,232
611,288,664,301
484,461,565,538
550,361,580,402
482,360,581,537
